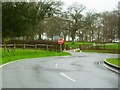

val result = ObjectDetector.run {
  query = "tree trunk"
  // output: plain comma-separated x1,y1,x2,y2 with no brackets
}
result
71,30,76,44
78,31,82,42
85,33,87,42
97,29,100,43
91,30,94,42
64,35,66,41
71,33,75,44
38,34,42,40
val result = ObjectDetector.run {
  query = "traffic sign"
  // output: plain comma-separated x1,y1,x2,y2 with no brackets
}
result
58,38,64,44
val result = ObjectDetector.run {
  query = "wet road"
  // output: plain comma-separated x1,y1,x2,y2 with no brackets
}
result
2,51,119,88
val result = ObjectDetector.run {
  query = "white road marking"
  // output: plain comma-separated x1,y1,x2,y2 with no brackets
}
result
0,58,33,68
60,72,76,82
0,60,21,68
98,61,106,69
98,61,101,65
74,49,76,52
55,63,58,68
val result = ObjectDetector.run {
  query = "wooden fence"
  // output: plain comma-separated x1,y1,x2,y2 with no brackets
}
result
1,40,64,52
1,43,63,52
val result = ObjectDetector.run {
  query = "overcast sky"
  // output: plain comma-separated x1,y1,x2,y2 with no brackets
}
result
60,0,119,12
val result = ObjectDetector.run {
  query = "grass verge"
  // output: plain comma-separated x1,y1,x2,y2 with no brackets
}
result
65,42,93,49
76,50,119,54
106,58,120,67
65,42,120,50
1,49,71,64
0,48,1,65
96,43,120,50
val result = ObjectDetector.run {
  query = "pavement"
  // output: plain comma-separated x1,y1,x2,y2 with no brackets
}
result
1,51,119,88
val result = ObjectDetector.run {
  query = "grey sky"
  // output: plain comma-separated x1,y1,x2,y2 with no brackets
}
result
2,0,119,12
60,0,119,12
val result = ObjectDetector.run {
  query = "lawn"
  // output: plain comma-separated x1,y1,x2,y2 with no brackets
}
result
65,42,120,50
1,49,71,64
76,50,119,54
96,43,120,50
0,48,1,65
106,58,120,67
65,42,93,49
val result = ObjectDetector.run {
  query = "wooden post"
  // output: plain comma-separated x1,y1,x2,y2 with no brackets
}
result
35,44,37,49
60,44,62,52
23,44,25,49
4,44,7,51
13,44,16,51
14,44,16,49
46,45,48,51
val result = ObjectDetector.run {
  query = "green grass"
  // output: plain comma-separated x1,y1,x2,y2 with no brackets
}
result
65,42,119,50
65,42,93,49
1,49,71,64
0,48,2,65
76,50,119,54
106,58,120,67
97,43,120,50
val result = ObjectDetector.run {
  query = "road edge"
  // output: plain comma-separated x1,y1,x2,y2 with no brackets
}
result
104,60,120,69
104,59,120,73
0,55,71,68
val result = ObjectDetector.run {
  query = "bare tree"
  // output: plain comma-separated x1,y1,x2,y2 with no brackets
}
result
101,11,118,42
66,3,86,43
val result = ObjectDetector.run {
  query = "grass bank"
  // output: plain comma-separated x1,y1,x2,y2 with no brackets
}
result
76,50,119,54
96,43,120,50
65,42,120,50
0,48,1,65
65,42,93,49
1,49,71,64
106,58,120,67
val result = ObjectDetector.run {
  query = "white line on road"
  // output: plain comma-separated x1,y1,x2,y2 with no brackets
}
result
60,72,76,82
55,63,58,68
0,60,21,68
0,58,33,68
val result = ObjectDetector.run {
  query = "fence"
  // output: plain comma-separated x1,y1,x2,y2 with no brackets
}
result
2,40,64,52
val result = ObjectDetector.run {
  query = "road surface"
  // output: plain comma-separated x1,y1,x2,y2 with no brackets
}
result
2,51,119,88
